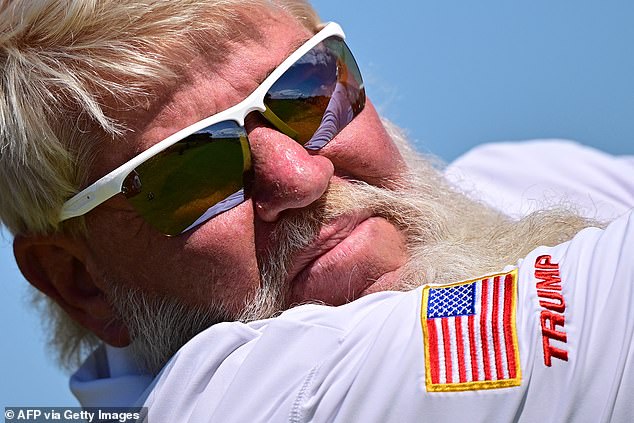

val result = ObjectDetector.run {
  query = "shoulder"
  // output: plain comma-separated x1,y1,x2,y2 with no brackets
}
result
142,289,422,422
511,211,634,420
445,139,634,220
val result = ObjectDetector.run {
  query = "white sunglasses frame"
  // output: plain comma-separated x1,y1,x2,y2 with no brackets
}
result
59,22,347,221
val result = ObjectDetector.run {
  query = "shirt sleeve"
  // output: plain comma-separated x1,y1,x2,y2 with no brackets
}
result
513,209,634,422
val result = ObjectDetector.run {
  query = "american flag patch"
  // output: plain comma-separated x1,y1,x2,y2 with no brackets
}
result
421,269,521,392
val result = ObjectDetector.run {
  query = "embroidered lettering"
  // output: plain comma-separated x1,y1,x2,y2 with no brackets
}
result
535,271,562,290
535,255,568,366
538,290,566,313
535,255,558,269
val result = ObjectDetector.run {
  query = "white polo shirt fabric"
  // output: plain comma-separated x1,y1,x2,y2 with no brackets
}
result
445,139,634,221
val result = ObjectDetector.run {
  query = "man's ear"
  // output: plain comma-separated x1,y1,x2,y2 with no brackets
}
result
13,234,130,347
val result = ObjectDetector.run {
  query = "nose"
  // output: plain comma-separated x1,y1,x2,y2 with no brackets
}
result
245,112,334,222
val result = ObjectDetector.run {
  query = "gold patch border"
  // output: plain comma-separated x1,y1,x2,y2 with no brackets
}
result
421,269,522,392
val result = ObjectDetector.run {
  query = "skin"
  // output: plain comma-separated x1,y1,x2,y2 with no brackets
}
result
14,7,409,347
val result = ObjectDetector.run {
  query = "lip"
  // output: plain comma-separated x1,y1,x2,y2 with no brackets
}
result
287,211,403,306
285,209,374,282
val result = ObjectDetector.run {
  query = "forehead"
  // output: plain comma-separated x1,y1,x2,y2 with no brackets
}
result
93,6,313,177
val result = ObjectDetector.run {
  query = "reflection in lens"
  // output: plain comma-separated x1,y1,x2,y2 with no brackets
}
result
122,121,250,235
264,37,365,149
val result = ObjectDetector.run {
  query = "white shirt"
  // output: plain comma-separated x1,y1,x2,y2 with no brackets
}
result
70,141,634,421
445,139,634,221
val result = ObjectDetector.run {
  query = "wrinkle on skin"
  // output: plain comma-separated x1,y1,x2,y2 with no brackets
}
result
82,6,410,345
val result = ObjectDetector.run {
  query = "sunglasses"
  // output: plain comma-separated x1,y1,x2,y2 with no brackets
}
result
59,22,365,236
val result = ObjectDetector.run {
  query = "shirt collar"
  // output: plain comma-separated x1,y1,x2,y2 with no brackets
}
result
70,344,154,407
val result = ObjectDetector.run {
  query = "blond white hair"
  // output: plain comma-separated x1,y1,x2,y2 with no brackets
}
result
0,0,320,236
1,0,319,369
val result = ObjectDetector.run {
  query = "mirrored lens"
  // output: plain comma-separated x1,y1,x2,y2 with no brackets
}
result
122,121,251,236
119,37,363,236
264,37,365,150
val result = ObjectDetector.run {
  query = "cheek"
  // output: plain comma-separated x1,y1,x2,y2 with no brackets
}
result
322,101,406,187
181,204,261,311
85,200,261,316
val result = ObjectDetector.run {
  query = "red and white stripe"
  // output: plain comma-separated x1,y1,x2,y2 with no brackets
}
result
427,274,518,385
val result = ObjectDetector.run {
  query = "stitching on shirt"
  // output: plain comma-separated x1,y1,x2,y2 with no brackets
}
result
290,365,319,423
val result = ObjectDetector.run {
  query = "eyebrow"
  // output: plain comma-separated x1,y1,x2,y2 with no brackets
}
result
256,35,313,85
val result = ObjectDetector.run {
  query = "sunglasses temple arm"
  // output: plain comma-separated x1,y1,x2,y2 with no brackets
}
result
260,107,299,140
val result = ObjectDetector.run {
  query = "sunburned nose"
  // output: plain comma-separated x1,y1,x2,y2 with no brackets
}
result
246,115,334,222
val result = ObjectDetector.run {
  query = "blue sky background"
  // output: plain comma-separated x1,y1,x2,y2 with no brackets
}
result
2,0,633,407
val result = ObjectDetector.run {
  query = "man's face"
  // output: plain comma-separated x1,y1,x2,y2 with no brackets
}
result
82,7,408,321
